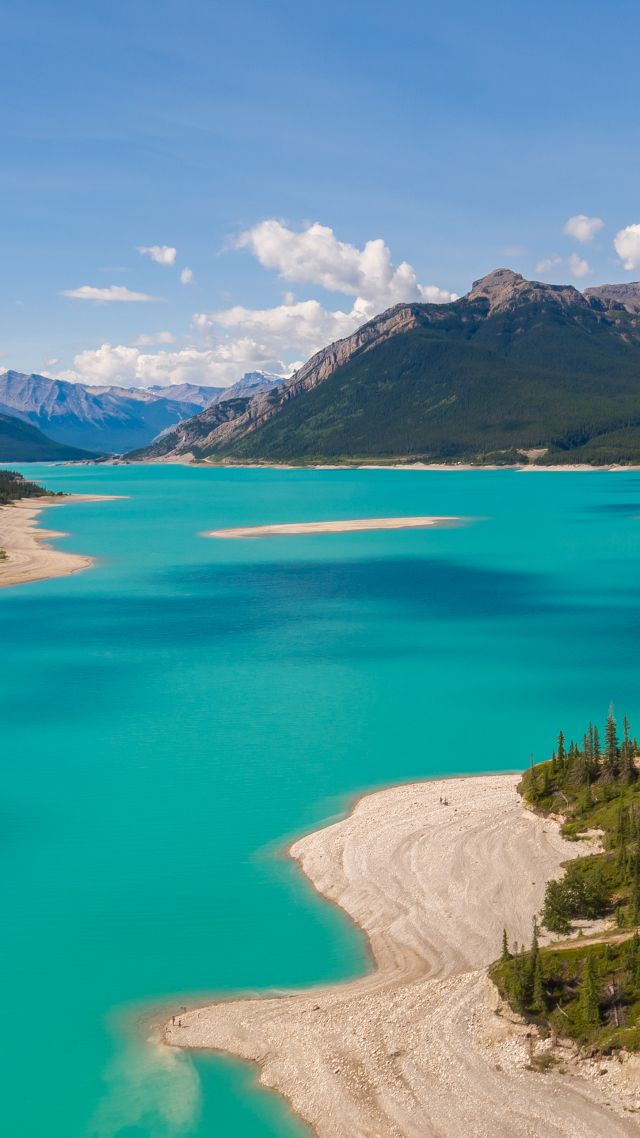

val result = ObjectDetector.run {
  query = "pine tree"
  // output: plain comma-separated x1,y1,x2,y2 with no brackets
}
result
501,928,511,964
586,722,594,764
557,730,566,767
632,846,640,924
593,725,601,765
578,954,600,1031
605,704,619,779
532,953,545,1011
622,715,637,784
509,958,526,1013
526,921,540,1004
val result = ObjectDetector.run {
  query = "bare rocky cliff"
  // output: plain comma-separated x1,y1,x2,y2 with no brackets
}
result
136,301,430,458
131,267,640,464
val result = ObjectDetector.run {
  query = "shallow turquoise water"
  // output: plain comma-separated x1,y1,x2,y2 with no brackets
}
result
3,464,640,1137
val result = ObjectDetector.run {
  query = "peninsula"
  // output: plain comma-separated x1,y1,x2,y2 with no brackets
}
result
0,470,120,588
164,766,640,1137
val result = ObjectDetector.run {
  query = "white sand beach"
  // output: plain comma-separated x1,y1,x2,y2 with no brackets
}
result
165,774,640,1137
0,495,120,588
206,515,462,538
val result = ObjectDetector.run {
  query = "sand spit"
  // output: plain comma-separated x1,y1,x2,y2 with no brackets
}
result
0,495,121,588
165,775,640,1137
206,515,462,539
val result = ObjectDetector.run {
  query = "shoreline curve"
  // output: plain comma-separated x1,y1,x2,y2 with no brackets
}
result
0,494,122,589
164,773,640,1137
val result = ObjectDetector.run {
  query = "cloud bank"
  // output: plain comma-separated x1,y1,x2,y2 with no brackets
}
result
563,215,603,243
58,219,455,387
236,220,455,308
137,245,177,266
614,224,640,271
61,285,161,302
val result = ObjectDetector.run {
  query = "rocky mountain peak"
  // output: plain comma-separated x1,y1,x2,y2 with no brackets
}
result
467,267,583,314
469,268,525,299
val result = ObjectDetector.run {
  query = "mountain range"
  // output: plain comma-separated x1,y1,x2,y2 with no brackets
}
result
133,270,640,466
0,370,283,458
0,412,95,462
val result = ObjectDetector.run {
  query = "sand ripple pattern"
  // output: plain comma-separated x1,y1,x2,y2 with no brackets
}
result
166,775,640,1137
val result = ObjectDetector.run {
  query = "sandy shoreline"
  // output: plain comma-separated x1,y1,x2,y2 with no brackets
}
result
120,455,640,472
165,774,640,1136
206,515,462,539
0,495,120,589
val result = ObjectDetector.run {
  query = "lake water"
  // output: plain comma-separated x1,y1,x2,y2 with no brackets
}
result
3,464,640,1138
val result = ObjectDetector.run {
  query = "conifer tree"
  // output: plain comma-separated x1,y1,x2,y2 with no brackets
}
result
501,928,511,964
593,725,601,764
622,715,637,784
526,921,540,1004
628,931,640,984
578,954,600,1030
605,704,619,778
632,846,640,925
532,953,545,1011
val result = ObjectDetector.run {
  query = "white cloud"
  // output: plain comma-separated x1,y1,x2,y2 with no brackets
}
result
61,285,161,302
57,342,292,389
563,215,604,244
614,224,640,271
535,253,591,280
235,220,455,309
200,297,368,359
534,255,562,274
568,252,591,279
137,245,177,266
133,331,176,346
58,221,457,390
501,244,529,257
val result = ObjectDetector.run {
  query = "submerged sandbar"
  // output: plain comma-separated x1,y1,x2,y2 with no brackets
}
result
206,515,462,539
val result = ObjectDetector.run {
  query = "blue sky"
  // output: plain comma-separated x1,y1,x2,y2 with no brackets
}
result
2,0,640,387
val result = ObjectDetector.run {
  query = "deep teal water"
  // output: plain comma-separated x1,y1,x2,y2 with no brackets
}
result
3,464,640,1138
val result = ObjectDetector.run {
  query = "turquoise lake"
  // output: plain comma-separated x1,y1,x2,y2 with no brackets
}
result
3,464,640,1138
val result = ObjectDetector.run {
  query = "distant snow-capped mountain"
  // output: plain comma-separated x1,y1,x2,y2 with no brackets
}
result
209,371,285,405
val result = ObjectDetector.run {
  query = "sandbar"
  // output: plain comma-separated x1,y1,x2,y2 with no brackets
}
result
0,494,121,589
165,774,640,1137
206,515,462,539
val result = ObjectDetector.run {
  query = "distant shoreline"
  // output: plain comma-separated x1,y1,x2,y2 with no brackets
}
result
105,456,640,472
164,774,640,1137
205,515,463,539
0,494,121,589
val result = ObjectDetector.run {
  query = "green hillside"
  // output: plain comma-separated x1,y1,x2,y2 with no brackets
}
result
136,270,640,466
219,299,640,464
0,412,95,461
